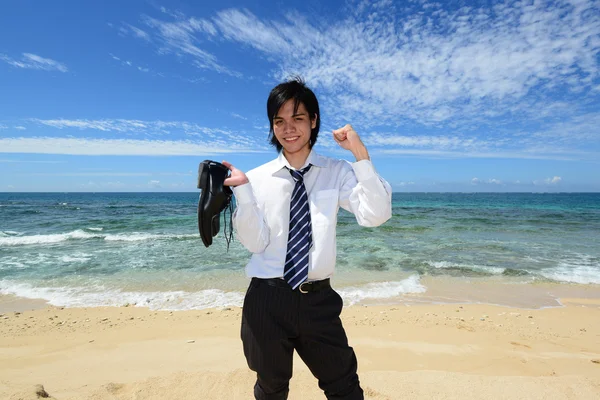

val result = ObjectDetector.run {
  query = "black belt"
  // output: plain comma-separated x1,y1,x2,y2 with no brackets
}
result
252,277,331,294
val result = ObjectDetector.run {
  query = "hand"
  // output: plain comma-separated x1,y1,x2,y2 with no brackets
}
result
222,160,249,187
332,124,369,161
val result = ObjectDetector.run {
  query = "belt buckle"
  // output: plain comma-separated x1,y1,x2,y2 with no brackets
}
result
299,282,310,294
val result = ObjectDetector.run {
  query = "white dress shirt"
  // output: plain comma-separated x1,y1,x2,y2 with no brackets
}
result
232,150,392,281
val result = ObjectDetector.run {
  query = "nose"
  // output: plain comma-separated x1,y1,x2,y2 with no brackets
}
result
284,120,295,134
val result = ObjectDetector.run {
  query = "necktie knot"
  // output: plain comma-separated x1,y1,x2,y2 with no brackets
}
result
289,164,311,183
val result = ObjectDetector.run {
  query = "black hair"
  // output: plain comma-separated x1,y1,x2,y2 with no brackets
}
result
266,77,320,152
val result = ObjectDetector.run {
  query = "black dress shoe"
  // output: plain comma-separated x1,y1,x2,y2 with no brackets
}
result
197,160,233,247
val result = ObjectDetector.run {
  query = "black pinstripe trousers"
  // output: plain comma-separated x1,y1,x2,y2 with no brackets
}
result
241,278,364,400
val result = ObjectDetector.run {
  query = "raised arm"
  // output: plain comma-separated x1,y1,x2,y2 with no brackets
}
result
332,125,392,227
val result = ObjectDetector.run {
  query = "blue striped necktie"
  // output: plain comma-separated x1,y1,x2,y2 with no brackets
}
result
284,164,312,290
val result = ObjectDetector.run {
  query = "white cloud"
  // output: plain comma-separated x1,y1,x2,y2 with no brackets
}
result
150,1,597,128
78,181,128,189
0,53,68,72
31,118,266,149
109,53,153,74
231,113,247,120
14,126,26,130
80,181,98,188
119,1,599,166
376,148,584,161
127,24,151,41
108,52,208,84
9,115,594,160
139,14,237,76
471,177,503,185
20,172,192,176
0,137,264,156
34,118,147,132
365,133,478,149
533,176,563,185
529,111,600,142
159,6,187,20
148,180,161,188
213,9,289,54
31,119,267,150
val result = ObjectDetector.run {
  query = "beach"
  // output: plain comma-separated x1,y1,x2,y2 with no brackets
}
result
2,289,600,400
1,192,600,398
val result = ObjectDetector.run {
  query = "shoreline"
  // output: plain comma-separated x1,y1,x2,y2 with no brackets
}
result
2,297,599,399
3,276,600,314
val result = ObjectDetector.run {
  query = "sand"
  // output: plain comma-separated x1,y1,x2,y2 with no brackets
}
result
1,297,600,399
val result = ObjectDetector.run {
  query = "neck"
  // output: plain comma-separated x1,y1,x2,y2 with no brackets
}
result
283,149,310,169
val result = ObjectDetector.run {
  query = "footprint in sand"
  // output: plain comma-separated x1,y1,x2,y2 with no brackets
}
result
510,341,532,349
363,387,392,399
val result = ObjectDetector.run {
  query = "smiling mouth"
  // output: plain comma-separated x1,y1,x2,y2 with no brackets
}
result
284,137,300,142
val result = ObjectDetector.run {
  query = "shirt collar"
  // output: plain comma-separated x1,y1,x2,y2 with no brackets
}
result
270,149,327,174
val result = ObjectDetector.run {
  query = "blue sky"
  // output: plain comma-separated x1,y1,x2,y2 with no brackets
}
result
1,0,599,192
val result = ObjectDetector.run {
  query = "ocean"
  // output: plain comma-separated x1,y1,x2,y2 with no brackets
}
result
1,192,599,310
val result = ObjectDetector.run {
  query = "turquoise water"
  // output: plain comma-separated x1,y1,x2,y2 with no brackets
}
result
1,192,599,310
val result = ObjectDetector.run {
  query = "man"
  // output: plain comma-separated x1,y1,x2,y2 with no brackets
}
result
222,78,392,400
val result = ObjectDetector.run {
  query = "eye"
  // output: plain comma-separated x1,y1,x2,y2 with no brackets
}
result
274,120,283,126
294,117,304,121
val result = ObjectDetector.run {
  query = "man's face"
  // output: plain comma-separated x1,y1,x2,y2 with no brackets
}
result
273,99,317,159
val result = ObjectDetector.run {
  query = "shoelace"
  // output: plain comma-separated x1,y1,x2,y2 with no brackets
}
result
222,196,235,251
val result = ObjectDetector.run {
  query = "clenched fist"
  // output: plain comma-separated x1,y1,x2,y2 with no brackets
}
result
332,124,370,161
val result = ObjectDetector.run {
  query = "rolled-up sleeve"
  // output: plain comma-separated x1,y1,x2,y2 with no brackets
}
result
232,183,270,253
339,160,392,227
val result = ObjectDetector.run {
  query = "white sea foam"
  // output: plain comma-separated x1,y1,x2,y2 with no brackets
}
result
524,255,543,263
0,229,102,246
0,260,27,270
0,280,244,311
59,253,92,263
428,256,600,285
540,256,600,284
103,233,197,242
87,227,103,232
337,275,426,306
426,260,506,275
0,254,54,270
0,230,196,246
1,253,86,270
0,275,427,311
0,230,22,238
